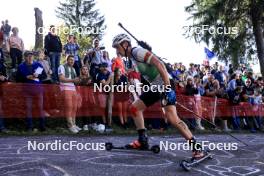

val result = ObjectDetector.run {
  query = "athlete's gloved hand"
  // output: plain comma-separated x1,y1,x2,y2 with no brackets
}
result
163,89,176,105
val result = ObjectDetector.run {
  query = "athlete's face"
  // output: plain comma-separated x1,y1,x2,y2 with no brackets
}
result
115,44,125,57
115,42,129,57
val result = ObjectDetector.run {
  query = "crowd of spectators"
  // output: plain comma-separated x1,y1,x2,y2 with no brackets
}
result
0,23,263,134
169,62,263,132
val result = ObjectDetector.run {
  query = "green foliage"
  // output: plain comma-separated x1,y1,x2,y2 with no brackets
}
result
55,0,106,40
185,0,264,68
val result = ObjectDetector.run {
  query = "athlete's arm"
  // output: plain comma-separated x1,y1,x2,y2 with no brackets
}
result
134,48,171,87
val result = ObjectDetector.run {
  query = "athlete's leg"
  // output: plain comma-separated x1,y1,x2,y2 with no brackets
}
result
127,90,161,149
130,99,146,130
162,88,205,158
163,105,193,139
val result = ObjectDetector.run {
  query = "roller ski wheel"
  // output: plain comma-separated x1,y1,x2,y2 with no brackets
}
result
180,160,191,171
180,150,212,171
105,142,160,154
105,142,113,151
150,145,160,154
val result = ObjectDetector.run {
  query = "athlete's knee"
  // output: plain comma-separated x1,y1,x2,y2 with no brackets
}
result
176,120,188,130
130,105,139,117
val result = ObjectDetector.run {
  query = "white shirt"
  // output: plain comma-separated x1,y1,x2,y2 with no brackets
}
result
58,65,76,91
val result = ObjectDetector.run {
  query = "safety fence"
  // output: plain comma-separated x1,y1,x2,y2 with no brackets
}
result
0,83,262,119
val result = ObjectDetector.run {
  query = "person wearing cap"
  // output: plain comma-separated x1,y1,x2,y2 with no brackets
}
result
44,25,62,83
16,51,47,131
17,51,47,83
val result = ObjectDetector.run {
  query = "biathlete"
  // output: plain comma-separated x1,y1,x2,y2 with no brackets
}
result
112,33,206,159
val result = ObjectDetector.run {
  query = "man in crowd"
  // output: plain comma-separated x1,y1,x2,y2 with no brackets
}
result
44,25,62,83
63,35,81,76
0,56,7,133
87,38,104,81
2,20,11,44
16,51,47,131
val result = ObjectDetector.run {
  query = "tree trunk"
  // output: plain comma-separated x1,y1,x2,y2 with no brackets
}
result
34,8,43,50
251,0,264,76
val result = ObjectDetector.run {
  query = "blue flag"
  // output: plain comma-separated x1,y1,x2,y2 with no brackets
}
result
204,47,215,60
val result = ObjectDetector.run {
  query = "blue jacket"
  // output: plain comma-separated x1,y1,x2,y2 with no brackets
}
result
17,61,47,84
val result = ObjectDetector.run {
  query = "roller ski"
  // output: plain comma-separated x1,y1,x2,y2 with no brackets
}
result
106,136,160,154
180,149,213,171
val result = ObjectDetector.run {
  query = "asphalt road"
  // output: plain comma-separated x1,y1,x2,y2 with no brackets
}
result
0,134,263,176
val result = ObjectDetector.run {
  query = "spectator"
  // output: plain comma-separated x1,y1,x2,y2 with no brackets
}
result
87,38,104,81
102,50,112,73
6,27,24,71
0,28,3,60
227,73,239,92
242,78,256,132
113,68,129,129
77,65,94,131
193,75,205,130
44,25,62,83
187,63,198,77
16,51,47,131
214,65,226,88
95,62,113,126
37,49,52,84
252,88,263,131
228,64,234,77
0,21,4,32
185,76,200,130
111,53,126,75
204,74,219,97
0,58,8,133
242,78,254,102
63,35,81,76
228,86,243,130
2,20,11,44
58,55,80,134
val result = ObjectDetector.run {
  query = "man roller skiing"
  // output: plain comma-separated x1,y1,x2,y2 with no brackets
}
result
112,33,206,159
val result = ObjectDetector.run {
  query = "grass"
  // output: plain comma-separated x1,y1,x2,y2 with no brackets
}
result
1,122,262,137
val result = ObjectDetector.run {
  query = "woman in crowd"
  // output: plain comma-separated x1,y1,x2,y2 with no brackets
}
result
113,68,129,129
77,65,95,131
193,75,205,130
58,55,81,134
6,27,24,71
102,51,112,73
37,49,52,84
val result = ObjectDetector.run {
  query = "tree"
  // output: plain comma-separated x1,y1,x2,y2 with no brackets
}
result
55,0,106,40
34,8,43,50
185,0,264,75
